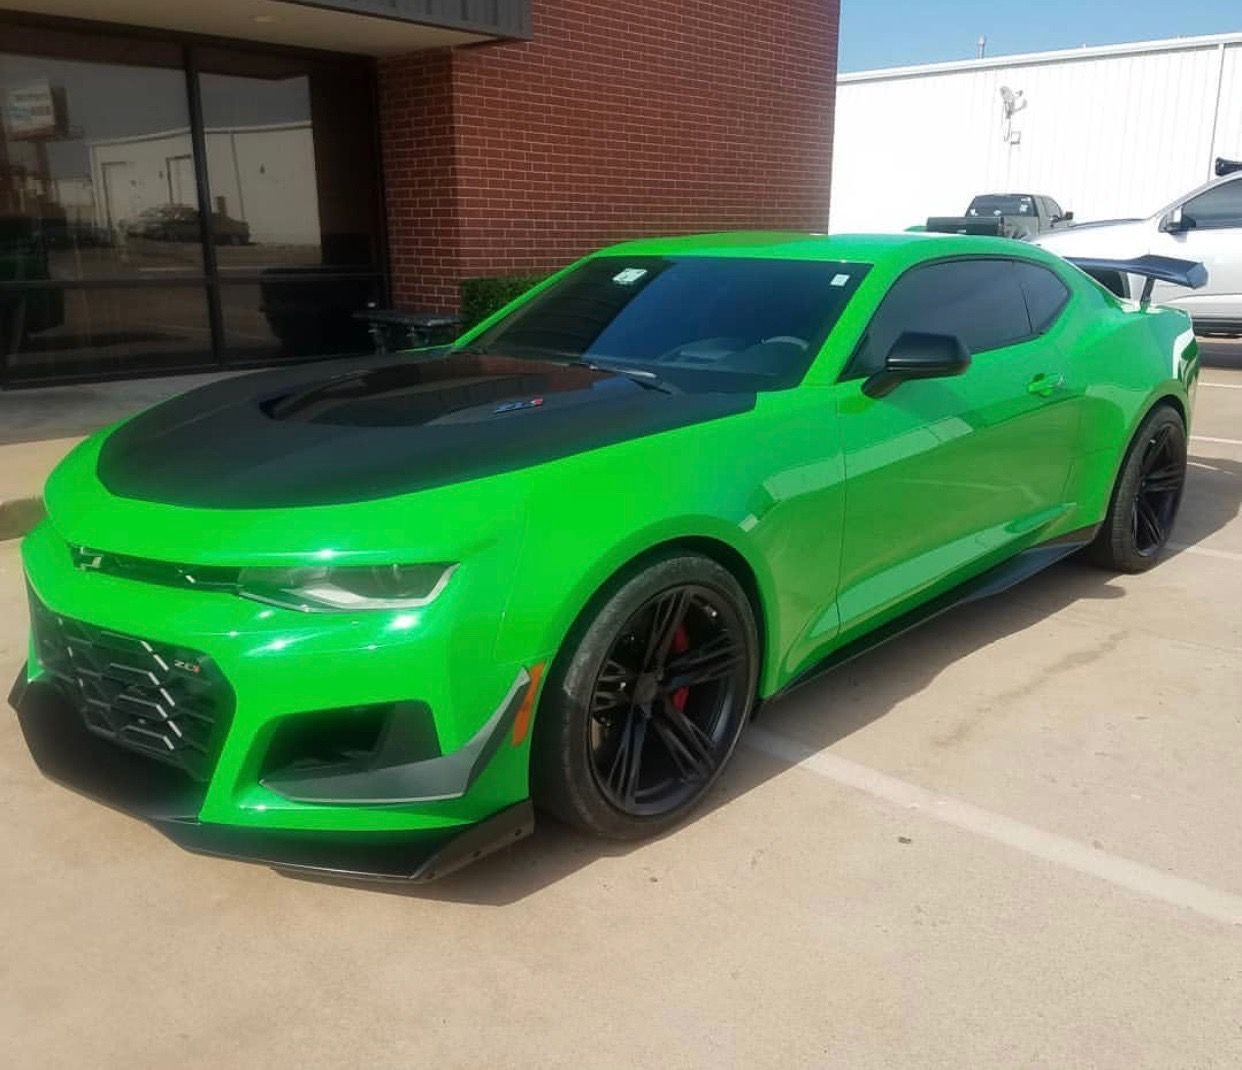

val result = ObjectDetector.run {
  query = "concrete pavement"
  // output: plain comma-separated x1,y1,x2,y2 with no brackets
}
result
1,347,1241,1067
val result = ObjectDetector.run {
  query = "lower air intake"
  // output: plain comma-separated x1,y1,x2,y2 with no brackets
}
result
28,591,234,782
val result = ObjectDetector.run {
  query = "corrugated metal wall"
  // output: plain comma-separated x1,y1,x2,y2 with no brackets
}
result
830,37,1242,233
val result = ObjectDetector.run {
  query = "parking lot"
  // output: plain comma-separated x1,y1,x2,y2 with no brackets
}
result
2,343,1240,1068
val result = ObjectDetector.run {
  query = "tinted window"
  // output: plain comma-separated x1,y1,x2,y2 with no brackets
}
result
1182,180,1242,229
1046,198,1064,219
0,34,201,280
851,259,1032,376
968,195,1035,217
471,256,870,391
1015,261,1070,333
0,20,384,385
197,46,384,273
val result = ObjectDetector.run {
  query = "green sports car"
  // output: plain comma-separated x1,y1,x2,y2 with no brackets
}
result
9,233,1202,880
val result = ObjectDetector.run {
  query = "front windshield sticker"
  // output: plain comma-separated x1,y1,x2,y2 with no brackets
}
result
830,273,851,287
612,267,648,285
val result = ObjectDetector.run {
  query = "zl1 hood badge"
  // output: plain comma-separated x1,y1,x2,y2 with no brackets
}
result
493,397,545,414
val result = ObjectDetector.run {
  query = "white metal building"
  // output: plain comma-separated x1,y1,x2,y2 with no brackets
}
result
88,123,319,247
830,32,1242,233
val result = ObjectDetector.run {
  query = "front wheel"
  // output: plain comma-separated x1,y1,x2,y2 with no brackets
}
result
532,554,759,839
1089,404,1187,572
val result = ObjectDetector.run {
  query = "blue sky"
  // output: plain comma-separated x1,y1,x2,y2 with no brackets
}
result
839,0,1242,72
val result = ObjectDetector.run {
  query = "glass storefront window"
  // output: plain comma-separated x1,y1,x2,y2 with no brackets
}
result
0,33,202,281
2,283,212,380
0,21,385,385
219,277,380,365
198,49,383,275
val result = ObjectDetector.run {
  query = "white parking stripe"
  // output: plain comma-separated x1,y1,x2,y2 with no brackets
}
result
1191,435,1242,446
745,726,1242,927
1199,382,1242,390
1169,543,1242,562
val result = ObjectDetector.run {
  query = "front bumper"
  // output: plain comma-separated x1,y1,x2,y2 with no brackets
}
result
9,670,534,881
13,517,550,879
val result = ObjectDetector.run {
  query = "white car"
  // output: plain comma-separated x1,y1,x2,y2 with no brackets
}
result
1036,170,1242,335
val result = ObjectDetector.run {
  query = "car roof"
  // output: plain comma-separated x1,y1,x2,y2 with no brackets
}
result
594,231,1067,272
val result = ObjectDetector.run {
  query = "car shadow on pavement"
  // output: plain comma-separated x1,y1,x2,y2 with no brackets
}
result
1198,339,1242,372
287,454,1242,905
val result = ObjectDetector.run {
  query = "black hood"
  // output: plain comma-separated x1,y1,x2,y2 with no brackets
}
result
96,353,755,508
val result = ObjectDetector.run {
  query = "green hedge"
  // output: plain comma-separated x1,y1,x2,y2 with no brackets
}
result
459,273,545,331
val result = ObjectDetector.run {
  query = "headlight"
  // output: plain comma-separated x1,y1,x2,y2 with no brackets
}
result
238,563,457,612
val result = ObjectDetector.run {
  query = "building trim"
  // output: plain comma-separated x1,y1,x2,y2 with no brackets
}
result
278,0,532,39
840,31,1242,84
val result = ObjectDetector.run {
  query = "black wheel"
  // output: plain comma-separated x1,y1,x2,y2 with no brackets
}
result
1089,404,1187,572
532,554,759,839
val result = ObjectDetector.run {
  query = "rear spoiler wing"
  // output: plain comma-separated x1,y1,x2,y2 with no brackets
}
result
1066,255,1208,306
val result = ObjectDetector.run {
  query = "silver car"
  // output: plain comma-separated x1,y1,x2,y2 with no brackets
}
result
1037,170,1242,336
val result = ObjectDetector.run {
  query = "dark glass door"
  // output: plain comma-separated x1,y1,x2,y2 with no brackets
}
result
197,46,383,368
0,20,385,387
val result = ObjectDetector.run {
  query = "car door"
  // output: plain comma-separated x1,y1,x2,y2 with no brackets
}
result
832,257,1080,634
1150,177,1242,322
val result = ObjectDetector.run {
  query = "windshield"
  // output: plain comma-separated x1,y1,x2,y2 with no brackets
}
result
463,255,869,391
968,195,1035,217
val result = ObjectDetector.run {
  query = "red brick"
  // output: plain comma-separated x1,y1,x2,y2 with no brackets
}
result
378,0,839,311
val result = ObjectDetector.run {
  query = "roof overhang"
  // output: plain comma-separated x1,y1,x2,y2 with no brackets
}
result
0,0,531,55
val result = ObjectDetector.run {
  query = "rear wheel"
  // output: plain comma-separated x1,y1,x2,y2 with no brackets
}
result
1089,405,1187,572
532,554,758,839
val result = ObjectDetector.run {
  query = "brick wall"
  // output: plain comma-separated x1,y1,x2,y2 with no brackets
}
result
379,1,839,311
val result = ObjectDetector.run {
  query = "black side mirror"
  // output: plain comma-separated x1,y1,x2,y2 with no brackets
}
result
1160,207,1193,234
863,331,971,398
1062,211,1074,222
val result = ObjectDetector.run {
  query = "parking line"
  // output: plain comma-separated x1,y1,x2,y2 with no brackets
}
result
1169,543,1242,562
1200,382,1242,390
1191,435,1242,446
745,726,1242,927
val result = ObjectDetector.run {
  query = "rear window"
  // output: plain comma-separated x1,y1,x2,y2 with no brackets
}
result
968,195,1036,217
1015,261,1070,333
467,255,870,391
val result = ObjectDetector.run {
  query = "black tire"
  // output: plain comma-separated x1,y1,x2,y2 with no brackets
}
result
531,553,759,839
1089,404,1187,572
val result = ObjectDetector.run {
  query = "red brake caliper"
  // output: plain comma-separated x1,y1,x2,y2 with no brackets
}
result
671,624,691,712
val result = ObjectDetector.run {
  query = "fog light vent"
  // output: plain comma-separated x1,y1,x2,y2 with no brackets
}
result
260,701,440,784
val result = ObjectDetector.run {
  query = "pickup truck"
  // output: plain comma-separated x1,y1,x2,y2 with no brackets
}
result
925,193,1074,241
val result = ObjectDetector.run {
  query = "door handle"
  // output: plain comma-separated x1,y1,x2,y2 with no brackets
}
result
1027,373,1064,397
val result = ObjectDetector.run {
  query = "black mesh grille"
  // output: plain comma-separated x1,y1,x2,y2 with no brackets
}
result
28,591,235,782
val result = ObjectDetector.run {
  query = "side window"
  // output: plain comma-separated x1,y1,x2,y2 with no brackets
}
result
1182,180,1242,229
1046,198,1063,220
850,259,1032,376
1014,261,1070,333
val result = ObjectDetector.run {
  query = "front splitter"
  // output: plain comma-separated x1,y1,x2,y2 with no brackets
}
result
9,670,534,882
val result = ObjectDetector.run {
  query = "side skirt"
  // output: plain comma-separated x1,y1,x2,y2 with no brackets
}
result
775,525,1100,699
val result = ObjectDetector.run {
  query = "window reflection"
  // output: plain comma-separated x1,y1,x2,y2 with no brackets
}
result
3,284,211,381
0,45,202,280
0,24,385,383
198,49,382,274
221,278,378,364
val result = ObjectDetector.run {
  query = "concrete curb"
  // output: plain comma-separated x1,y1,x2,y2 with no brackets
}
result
0,497,45,542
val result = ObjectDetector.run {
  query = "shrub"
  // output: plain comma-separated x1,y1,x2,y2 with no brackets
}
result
459,273,545,330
